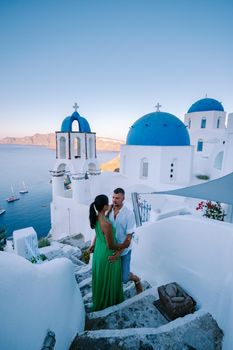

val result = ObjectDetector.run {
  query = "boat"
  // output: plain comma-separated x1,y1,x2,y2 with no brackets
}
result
0,208,6,215
6,186,20,203
19,181,29,194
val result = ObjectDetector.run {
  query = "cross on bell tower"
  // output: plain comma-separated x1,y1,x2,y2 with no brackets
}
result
155,102,162,112
73,102,79,112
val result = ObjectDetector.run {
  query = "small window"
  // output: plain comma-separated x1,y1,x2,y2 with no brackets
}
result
142,162,148,177
197,140,203,152
140,157,149,178
201,118,206,129
217,118,221,129
188,119,191,129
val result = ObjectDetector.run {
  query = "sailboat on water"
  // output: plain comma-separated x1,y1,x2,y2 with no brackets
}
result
19,181,29,194
6,185,20,203
0,207,6,215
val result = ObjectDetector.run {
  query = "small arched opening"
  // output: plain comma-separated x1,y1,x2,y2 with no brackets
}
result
60,137,66,159
214,151,224,170
89,138,94,158
74,137,81,158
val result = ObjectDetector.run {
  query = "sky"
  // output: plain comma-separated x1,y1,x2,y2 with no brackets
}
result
0,0,233,141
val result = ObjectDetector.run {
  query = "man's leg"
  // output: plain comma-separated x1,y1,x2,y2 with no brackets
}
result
121,251,142,294
121,250,131,284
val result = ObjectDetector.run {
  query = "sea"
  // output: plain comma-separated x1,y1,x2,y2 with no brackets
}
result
0,144,118,239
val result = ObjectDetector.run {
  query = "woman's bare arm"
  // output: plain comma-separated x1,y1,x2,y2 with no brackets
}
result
88,235,96,253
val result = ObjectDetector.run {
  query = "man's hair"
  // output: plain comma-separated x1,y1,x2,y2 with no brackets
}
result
113,187,125,196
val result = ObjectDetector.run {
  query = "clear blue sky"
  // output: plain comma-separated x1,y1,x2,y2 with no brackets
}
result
1,0,232,140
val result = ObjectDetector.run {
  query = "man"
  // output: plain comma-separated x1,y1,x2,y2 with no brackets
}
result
108,188,142,293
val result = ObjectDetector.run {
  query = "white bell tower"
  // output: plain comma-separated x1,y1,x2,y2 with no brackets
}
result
50,104,100,239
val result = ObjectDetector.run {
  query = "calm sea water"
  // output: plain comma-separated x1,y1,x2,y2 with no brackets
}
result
0,144,117,238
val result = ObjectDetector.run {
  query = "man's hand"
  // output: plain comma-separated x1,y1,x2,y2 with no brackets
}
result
88,245,95,253
108,252,120,263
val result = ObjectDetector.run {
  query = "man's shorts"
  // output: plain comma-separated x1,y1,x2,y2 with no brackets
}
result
121,250,131,284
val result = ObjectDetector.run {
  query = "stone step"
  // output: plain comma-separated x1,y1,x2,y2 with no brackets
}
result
70,310,223,350
79,276,152,313
86,287,167,331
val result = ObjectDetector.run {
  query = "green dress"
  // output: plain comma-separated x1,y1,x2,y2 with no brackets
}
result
92,221,124,312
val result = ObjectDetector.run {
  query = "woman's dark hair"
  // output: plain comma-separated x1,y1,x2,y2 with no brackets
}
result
89,194,109,229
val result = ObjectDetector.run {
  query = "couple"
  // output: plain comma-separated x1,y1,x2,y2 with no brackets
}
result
89,188,142,312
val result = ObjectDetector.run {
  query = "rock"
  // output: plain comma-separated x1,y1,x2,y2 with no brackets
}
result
165,283,178,297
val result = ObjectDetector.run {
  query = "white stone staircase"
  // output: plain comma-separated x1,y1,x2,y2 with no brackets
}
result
70,259,223,350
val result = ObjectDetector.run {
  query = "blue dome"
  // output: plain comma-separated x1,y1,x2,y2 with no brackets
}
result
126,111,190,146
61,111,91,133
188,98,224,113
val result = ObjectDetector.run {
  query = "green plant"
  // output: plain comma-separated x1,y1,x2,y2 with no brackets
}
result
0,227,7,251
196,174,210,180
81,249,90,264
38,237,51,248
30,254,47,263
196,201,226,221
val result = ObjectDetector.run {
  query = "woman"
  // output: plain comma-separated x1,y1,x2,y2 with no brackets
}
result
89,194,130,312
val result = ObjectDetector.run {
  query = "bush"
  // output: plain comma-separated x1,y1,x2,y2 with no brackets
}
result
196,174,210,180
30,254,47,263
81,249,90,264
196,201,226,221
38,237,51,248
0,227,7,251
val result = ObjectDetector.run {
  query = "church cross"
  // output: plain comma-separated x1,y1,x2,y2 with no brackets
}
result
155,102,162,112
73,102,79,112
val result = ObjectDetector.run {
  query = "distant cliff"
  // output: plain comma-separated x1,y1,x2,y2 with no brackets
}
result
0,133,124,152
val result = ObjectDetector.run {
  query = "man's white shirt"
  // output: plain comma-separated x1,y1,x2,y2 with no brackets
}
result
109,205,136,256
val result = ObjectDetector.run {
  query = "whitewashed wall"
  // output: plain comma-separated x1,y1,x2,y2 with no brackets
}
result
132,215,233,350
0,253,85,350
120,145,193,187
51,198,94,241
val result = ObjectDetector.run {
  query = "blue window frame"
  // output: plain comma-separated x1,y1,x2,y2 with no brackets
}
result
201,118,206,128
197,140,203,152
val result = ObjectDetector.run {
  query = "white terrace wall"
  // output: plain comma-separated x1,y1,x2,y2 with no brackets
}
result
0,253,85,350
132,215,233,350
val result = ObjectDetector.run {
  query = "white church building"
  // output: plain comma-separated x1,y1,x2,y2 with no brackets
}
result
184,97,233,179
120,103,193,188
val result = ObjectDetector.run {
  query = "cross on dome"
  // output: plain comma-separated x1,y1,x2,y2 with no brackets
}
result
73,102,79,112
155,102,162,112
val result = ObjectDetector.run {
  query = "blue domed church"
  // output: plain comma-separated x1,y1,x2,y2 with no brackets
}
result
120,105,193,187
184,97,229,178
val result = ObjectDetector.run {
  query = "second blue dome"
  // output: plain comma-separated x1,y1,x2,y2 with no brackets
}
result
187,98,224,113
126,111,190,146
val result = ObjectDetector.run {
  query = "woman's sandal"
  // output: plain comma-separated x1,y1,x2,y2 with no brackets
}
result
135,279,143,294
